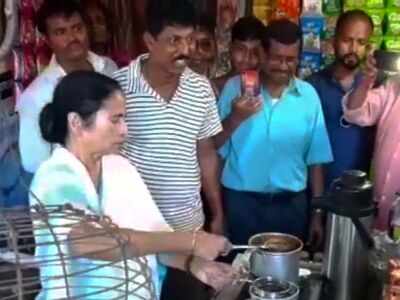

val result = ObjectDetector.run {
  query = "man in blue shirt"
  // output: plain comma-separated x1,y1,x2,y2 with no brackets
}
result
215,19,332,247
307,10,375,188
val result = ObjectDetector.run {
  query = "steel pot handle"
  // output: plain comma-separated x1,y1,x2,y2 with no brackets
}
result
248,247,263,266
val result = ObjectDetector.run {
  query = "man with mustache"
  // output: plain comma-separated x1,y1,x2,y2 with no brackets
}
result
308,10,375,188
17,0,117,174
113,0,224,299
217,19,332,249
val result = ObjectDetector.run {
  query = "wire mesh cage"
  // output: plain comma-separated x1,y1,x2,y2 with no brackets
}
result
0,204,156,300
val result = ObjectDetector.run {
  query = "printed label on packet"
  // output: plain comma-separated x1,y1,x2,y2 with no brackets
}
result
240,70,261,97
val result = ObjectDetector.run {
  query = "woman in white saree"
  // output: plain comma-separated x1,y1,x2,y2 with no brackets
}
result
30,71,235,299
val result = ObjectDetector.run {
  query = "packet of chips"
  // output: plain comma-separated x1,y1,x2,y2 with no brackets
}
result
253,0,300,23
387,0,400,8
299,52,322,78
364,9,385,36
343,0,366,8
365,0,385,9
384,36,400,52
253,5,270,24
324,15,339,39
277,0,301,20
323,0,341,15
386,9,400,36
302,0,323,15
383,259,400,300
321,38,335,66
301,16,325,52
322,53,336,67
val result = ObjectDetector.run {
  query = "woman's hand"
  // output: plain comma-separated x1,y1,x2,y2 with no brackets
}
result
193,231,232,260
190,257,237,291
69,220,132,261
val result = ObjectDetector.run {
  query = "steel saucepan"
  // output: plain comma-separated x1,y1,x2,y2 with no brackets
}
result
249,233,303,283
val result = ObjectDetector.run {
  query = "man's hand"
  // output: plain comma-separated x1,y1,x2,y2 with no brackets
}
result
214,95,263,148
194,231,232,260
232,96,263,122
190,257,237,291
361,53,378,89
307,213,324,250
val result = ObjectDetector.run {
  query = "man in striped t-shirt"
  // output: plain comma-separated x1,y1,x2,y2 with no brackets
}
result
113,1,223,236
113,1,223,235
113,1,224,298
114,54,223,233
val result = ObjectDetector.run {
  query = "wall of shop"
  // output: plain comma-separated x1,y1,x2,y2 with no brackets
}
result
251,0,400,77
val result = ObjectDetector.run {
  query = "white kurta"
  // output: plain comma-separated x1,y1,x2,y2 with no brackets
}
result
30,147,172,300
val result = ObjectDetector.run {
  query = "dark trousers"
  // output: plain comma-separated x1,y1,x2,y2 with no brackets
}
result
160,267,211,300
223,187,309,246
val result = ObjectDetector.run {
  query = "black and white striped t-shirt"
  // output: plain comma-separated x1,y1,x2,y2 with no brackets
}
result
113,54,222,231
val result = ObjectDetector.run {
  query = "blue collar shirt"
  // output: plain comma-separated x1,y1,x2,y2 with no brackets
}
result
307,67,375,187
218,76,333,193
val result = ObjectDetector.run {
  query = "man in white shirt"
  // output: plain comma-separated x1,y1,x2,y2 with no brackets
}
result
17,0,117,173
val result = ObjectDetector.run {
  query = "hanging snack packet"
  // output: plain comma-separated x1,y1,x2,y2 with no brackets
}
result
387,0,400,8
299,52,322,78
387,9,400,36
302,0,323,15
343,0,366,8
277,0,301,21
384,36,400,52
365,0,385,9
324,15,339,39
322,38,335,66
253,0,268,4
364,9,385,36
323,0,341,16
253,5,269,24
301,16,325,52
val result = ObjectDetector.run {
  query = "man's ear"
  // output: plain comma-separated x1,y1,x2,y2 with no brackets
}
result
143,31,156,52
